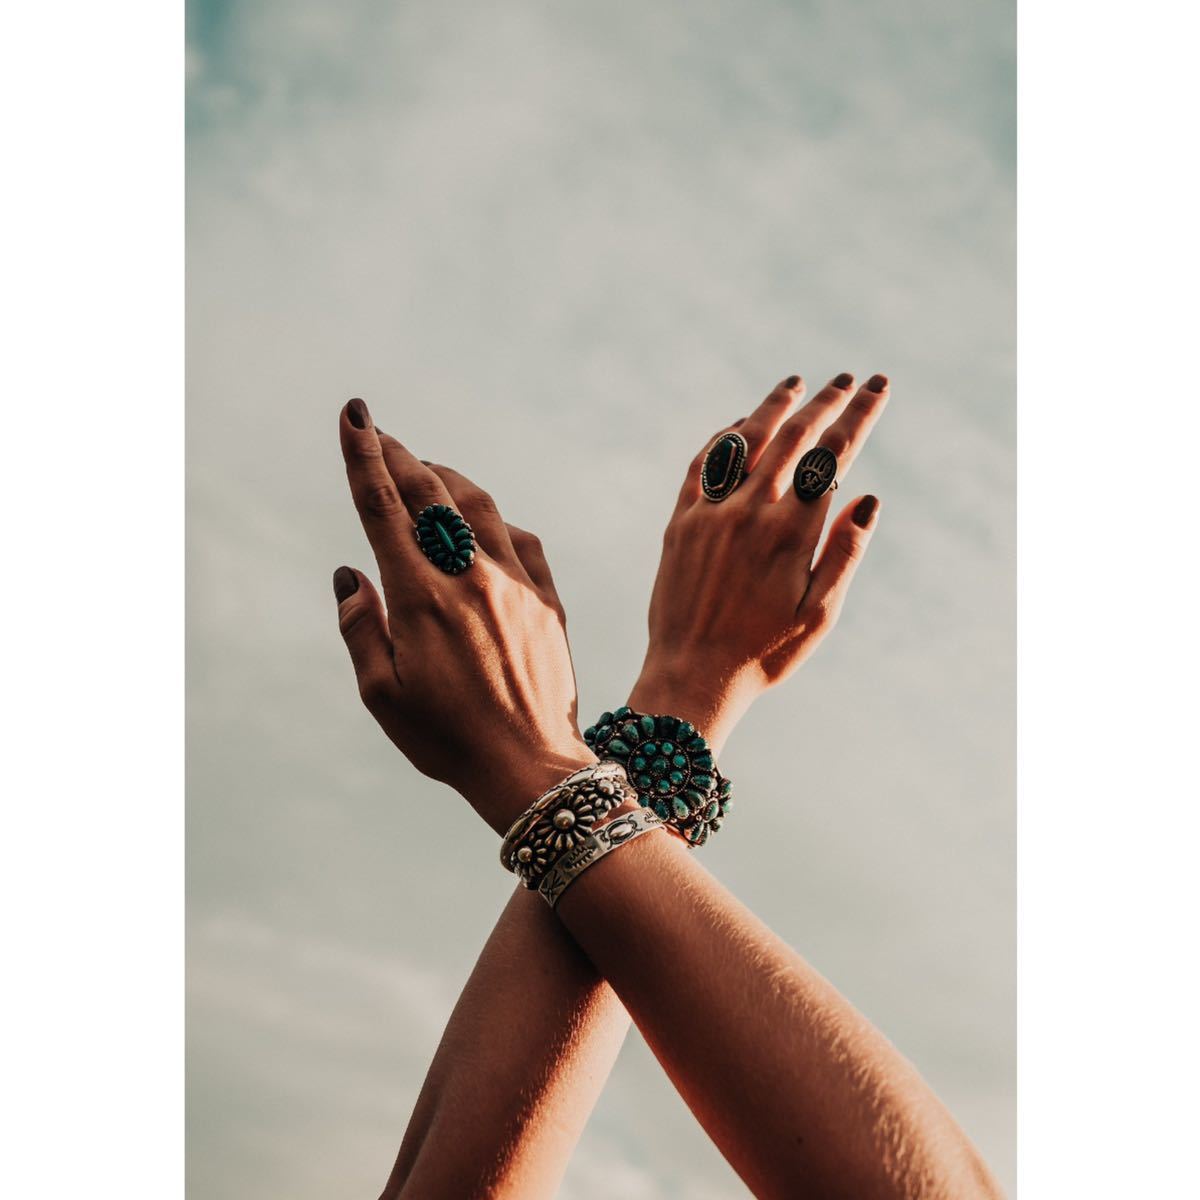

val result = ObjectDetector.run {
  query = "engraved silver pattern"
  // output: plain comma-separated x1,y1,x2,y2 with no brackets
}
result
537,807,667,908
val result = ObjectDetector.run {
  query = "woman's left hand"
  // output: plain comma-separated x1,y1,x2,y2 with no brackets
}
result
332,397,593,834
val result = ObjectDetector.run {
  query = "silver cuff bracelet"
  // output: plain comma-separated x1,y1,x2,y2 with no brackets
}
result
499,761,635,888
537,806,666,908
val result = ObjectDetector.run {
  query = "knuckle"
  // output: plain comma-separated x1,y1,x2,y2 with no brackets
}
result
360,482,404,519
345,436,384,462
465,487,500,517
833,528,863,562
338,603,370,639
358,672,394,711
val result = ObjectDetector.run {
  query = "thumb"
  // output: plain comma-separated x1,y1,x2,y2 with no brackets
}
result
799,495,881,627
332,566,399,711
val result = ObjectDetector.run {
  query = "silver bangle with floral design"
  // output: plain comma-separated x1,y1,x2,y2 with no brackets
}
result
537,805,666,908
499,761,636,888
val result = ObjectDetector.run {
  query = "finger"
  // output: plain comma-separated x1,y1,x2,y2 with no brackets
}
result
812,373,890,480
425,462,522,571
739,374,806,472
674,416,747,515
798,495,881,627
750,372,857,496
373,432,458,521
339,399,426,586
506,523,563,614
332,566,400,713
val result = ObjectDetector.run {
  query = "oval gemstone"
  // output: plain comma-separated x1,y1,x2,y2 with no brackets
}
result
701,432,749,501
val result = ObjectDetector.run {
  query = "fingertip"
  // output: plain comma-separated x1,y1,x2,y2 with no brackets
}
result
345,397,371,429
333,565,360,603
851,494,880,529
866,374,889,395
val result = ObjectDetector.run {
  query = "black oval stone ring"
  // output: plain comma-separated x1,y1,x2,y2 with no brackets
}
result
414,503,477,574
701,431,749,502
792,446,839,501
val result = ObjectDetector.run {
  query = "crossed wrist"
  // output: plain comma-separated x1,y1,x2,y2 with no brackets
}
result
464,743,597,836
627,657,745,755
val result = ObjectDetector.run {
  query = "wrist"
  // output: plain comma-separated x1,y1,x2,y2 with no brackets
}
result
627,656,751,755
464,742,598,837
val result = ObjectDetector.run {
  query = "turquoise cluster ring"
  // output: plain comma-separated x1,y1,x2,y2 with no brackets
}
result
583,707,732,846
414,504,476,574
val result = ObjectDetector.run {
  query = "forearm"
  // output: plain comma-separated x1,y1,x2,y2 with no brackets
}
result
556,830,1001,1200
382,885,630,1200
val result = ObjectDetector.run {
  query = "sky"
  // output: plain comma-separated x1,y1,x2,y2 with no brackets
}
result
186,1,1015,1195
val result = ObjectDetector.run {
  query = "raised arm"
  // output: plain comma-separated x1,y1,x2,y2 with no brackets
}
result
333,376,1002,1198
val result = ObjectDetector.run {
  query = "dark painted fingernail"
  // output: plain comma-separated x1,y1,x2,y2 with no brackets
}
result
784,374,801,389
852,495,879,528
833,372,854,389
332,566,359,602
347,398,370,429
866,374,888,394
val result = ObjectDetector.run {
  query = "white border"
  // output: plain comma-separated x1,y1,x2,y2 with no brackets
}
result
3,0,1198,1195
1019,1,1199,1195
1,1,183,1195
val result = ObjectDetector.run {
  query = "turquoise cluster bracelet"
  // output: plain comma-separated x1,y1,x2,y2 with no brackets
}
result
583,707,732,846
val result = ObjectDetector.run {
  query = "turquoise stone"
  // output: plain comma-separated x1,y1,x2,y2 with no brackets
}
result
643,743,659,758
677,722,695,740
639,714,656,736
692,774,713,791
654,799,670,820
660,741,675,755
703,799,720,821
598,711,614,726
693,751,714,770
651,756,668,773
669,770,685,787
637,773,652,788
671,796,690,820
632,755,647,771
583,726,597,742
415,504,476,575
672,754,687,769
607,738,631,756
621,722,640,742
613,706,632,721
656,715,680,736
656,779,671,794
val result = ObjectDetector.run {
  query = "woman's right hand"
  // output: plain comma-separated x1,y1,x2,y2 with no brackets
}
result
628,371,891,752
331,398,595,836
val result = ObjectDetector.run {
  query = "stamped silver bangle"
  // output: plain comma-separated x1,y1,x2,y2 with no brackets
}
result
500,761,636,888
537,806,667,908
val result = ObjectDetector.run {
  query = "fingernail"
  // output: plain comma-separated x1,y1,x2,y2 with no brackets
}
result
866,374,888,394
852,495,879,528
332,566,359,602
833,372,854,389
347,398,370,429
784,374,801,389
